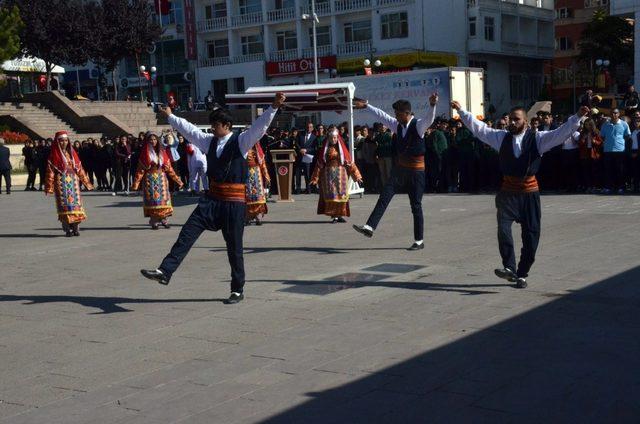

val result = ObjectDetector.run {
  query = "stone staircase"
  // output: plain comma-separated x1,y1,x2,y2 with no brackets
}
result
0,102,103,140
72,101,170,135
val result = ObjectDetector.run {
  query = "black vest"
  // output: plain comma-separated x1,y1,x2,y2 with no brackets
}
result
394,118,425,157
206,132,248,184
499,129,541,177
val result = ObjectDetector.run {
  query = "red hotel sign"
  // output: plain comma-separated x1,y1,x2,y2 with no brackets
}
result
266,56,337,77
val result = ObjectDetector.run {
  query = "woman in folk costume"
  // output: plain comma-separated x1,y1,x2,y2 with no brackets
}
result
310,128,363,223
44,131,94,237
245,142,271,225
131,132,183,230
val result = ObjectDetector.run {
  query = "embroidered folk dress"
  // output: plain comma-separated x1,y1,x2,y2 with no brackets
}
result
45,148,92,225
245,145,270,219
132,150,182,219
311,144,362,217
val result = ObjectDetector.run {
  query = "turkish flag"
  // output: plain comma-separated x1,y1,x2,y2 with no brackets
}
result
142,71,150,81
154,0,171,15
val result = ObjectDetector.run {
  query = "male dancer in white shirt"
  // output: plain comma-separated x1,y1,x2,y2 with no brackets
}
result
352,94,438,250
141,93,286,304
451,101,590,288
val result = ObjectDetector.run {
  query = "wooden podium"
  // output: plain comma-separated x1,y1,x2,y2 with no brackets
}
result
270,149,296,202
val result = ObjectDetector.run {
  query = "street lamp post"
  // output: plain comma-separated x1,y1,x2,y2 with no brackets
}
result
363,58,382,75
302,0,320,84
139,65,158,102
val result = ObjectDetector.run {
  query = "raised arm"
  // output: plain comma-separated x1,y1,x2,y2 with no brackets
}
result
536,107,590,154
363,104,398,133
166,114,214,154
416,93,439,134
238,93,286,157
453,103,505,151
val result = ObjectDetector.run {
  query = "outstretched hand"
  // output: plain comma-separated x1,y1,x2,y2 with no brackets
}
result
429,93,439,106
159,106,172,119
353,99,368,109
577,105,591,117
272,92,286,109
450,101,462,111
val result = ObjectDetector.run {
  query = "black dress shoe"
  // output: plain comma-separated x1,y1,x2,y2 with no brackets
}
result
225,292,244,304
515,277,527,289
140,269,170,285
352,224,373,238
407,242,424,251
337,217,346,223
65,231,72,237
72,230,80,236
494,268,517,282
331,217,338,223
255,219,262,226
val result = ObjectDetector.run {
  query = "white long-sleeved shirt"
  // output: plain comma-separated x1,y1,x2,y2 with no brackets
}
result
167,106,278,159
365,103,436,136
458,109,582,158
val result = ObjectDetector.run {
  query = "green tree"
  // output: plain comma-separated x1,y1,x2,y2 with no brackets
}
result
0,5,23,62
578,9,634,86
11,0,91,90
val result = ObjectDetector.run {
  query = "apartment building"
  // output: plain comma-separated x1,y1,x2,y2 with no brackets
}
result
546,0,609,111
195,0,554,115
611,0,639,90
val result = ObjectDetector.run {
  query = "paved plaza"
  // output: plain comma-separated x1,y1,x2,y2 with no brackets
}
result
0,189,639,423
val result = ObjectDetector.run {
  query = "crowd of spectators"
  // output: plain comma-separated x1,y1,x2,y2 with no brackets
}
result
17,98,640,197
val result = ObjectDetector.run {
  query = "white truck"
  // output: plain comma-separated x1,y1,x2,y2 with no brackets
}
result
322,67,485,126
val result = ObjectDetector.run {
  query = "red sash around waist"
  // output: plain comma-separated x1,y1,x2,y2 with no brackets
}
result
397,155,425,170
501,176,539,193
208,182,246,202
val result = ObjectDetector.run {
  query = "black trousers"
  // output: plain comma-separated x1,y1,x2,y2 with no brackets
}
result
26,165,37,188
0,169,11,193
295,161,311,192
495,190,541,278
561,149,580,192
366,166,425,241
159,196,246,293
38,165,47,188
604,152,625,191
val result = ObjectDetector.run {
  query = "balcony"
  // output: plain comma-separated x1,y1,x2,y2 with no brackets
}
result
501,41,553,59
376,0,410,5
197,16,228,32
234,52,266,63
335,0,372,13
199,57,231,67
336,39,372,57
300,1,332,16
267,7,296,22
231,11,263,27
302,45,333,58
270,49,299,62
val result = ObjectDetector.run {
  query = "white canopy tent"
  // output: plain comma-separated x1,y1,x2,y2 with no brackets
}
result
226,82,364,196
2,57,66,74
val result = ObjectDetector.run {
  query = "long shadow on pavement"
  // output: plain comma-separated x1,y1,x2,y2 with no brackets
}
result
0,295,226,314
249,278,509,296
201,246,407,255
257,266,640,423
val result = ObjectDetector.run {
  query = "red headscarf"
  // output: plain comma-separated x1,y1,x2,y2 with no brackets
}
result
139,133,170,169
318,130,352,167
48,131,82,173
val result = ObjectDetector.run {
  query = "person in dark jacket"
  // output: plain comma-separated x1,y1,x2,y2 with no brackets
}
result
22,140,37,190
0,137,11,194
36,139,51,190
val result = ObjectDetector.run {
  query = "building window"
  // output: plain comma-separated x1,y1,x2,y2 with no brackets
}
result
469,60,487,70
555,7,571,19
344,20,372,43
484,17,494,41
469,17,476,37
584,0,608,7
207,39,229,58
276,30,297,50
241,34,263,55
381,12,408,39
275,0,295,8
309,25,331,46
212,79,228,105
234,77,245,93
159,0,183,26
239,0,261,15
555,37,572,51
204,2,227,19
